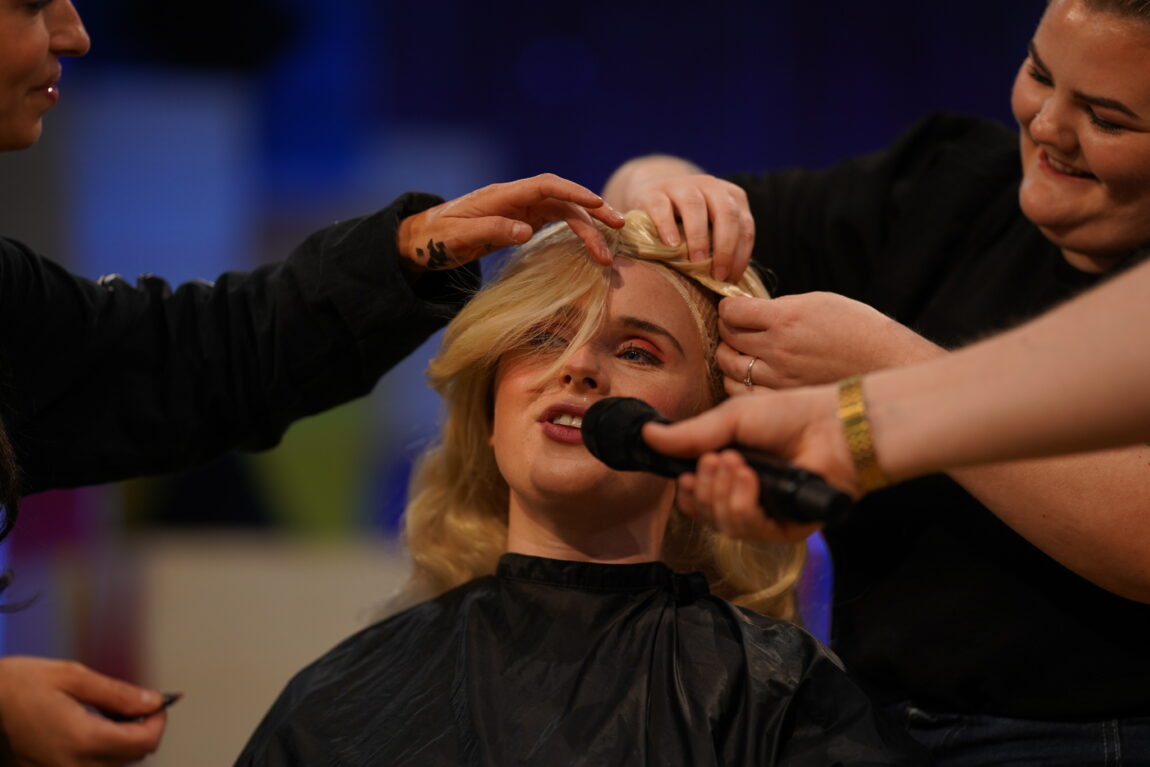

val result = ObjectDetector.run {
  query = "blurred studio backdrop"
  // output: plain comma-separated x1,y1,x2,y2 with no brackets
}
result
0,1,1042,763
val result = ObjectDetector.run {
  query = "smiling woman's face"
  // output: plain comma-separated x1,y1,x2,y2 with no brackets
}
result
489,257,713,521
1012,0,1150,270
0,0,89,150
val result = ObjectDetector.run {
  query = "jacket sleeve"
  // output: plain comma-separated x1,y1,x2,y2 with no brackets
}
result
0,192,479,493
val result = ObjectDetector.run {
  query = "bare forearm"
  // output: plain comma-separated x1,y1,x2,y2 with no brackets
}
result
947,448,1150,602
867,258,1150,480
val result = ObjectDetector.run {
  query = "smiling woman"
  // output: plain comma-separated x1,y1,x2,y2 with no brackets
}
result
1013,0,1150,269
233,212,929,766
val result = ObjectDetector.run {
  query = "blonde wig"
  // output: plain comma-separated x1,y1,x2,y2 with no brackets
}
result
397,211,806,622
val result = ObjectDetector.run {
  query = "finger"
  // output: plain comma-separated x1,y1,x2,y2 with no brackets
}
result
475,174,624,235
82,712,166,762
676,473,700,517
715,342,743,371
561,207,614,265
726,457,779,540
729,460,762,525
718,295,772,330
640,194,683,247
586,201,626,229
709,452,738,536
674,188,712,263
715,453,801,541
513,172,606,208
717,344,764,387
642,403,743,458
692,453,722,528
730,208,755,283
433,217,534,268
717,324,765,359
62,663,163,719
704,191,746,283
724,376,751,398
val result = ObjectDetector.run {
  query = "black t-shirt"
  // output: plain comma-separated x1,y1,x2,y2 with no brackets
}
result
730,112,1149,719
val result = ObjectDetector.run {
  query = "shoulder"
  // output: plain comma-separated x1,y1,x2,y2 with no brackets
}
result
685,596,843,687
886,111,1019,181
0,236,42,276
268,576,498,701
729,602,837,662
895,111,1017,149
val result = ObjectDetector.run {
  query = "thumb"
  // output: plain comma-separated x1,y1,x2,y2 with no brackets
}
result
718,295,770,329
60,664,163,718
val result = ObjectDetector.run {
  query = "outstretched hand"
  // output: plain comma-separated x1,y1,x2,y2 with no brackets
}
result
0,656,168,767
398,173,625,272
642,388,858,541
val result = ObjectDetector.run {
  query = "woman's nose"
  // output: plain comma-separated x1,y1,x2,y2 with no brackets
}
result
50,1,92,58
560,347,608,393
1028,95,1075,152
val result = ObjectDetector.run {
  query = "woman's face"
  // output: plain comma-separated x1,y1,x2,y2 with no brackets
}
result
0,0,89,150
489,258,713,521
1012,0,1150,269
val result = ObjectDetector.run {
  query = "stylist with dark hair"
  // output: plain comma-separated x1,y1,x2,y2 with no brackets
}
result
0,1,622,764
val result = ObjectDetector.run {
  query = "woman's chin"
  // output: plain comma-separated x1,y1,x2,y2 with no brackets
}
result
517,468,671,515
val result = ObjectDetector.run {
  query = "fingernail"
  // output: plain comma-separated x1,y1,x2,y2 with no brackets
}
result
512,222,531,242
692,250,707,262
666,233,681,247
141,689,162,706
713,265,729,282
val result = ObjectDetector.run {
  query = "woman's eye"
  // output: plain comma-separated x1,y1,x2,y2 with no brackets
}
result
527,331,568,349
1087,107,1124,134
619,344,661,365
1027,65,1053,87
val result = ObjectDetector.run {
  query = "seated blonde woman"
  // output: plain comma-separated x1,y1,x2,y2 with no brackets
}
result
234,213,926,766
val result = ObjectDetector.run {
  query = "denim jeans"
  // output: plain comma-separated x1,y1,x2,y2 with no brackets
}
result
887,702,1150,766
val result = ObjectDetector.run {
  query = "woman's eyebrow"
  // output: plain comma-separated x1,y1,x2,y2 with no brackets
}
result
1029,41,1142,120
619,316,685,356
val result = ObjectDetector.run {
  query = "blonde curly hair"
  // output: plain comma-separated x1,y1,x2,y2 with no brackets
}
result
396,211,806,622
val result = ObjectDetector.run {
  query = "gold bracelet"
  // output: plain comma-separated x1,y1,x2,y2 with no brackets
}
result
837,376,890,494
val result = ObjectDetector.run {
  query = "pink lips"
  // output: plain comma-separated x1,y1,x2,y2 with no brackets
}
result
538,403,589,445
33,70,62,105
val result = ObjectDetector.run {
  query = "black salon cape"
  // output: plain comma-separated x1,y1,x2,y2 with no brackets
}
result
235,555,928,766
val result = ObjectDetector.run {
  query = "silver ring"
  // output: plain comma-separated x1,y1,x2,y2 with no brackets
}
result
742,356,760,389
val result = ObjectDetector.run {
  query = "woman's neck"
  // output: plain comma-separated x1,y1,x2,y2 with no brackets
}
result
504,493,671,563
